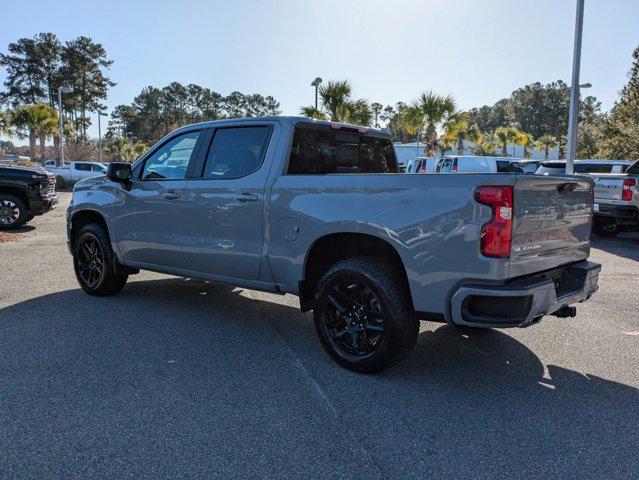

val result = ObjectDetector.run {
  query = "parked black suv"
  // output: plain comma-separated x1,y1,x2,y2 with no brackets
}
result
0,165,58,229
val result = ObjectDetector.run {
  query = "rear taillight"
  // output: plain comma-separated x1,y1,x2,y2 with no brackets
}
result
452,163,458,172
622,178,636,201
421,162,426,173
475,186,513,258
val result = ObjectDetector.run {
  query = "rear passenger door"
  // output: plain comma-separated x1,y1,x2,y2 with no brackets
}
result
180,123,277,280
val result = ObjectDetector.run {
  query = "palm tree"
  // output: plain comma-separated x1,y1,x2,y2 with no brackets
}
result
344,99,373,127
400,103,426,157
319,80,352,122
418,91,456,155
11,105,41,162
464,124,484,154
437,135,454,157
494,126,519,157
516,131,535,159
34,105,58,164
132,142,149,159
473,135,497,156
535,135,558,160
442,111,477,154
299,106,327,120
106,138,135,162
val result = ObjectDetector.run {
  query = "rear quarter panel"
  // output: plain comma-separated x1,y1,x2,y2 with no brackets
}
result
267,173,518,314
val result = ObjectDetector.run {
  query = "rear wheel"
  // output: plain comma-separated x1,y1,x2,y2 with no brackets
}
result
593,220,620,238
0,195,28,230
73,223,128,295
313,258,419,373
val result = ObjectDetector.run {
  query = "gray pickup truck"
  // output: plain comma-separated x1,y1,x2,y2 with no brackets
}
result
66,117,601,373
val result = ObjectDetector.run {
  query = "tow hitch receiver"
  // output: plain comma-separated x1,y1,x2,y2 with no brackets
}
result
553,306,577,318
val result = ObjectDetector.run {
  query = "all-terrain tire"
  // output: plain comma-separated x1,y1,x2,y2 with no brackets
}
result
313,257,419,373
0,194,28,230
593,220,620,238
73,223,128,296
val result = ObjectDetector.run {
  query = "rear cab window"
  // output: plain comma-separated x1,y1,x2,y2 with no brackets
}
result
574,163,612,174
287,124,398,174
202,126,271,179
496,160,513,173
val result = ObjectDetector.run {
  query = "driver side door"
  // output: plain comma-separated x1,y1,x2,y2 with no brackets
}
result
115,129,203,269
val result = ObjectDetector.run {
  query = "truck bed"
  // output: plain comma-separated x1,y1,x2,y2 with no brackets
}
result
268,171,594,316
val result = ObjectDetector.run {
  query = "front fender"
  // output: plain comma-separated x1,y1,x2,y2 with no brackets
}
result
69,181,122,260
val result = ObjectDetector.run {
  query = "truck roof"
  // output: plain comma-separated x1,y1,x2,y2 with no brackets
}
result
170,116,392,137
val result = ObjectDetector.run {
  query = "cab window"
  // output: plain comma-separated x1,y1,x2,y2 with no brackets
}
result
202,126,271,179
141,131,200,180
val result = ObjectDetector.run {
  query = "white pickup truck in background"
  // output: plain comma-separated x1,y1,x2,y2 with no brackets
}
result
47,161,108,188
591,159,639,237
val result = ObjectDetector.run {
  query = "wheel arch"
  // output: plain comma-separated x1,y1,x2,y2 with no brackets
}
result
70,209,111,251
299,232,412,312
0,187,30,209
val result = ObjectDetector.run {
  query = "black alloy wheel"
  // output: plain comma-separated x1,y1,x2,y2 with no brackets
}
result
322,281,387,358
76,234,106,289
313,258,419,373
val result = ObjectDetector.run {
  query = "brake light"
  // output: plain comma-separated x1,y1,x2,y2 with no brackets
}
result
475,186,513,258
421,162,426,173
622,178,635,201
452,163,458,172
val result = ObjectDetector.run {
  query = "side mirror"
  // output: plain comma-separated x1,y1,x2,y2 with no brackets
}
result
107,163,132,184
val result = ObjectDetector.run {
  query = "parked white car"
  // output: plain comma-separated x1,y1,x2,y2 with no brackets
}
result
534,159,634,175
47,161,108,188
405,156,438,173
434,156,522,173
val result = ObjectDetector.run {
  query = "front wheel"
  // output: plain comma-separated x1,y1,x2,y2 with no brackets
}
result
73,223,128,296
313,258,419,373
593,220,620,238
0,195,28,230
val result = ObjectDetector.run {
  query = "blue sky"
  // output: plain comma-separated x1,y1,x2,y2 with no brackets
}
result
1,0,638,140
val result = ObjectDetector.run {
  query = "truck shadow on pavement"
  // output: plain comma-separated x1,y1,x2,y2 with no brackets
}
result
1,277,637,479
591,233,639,261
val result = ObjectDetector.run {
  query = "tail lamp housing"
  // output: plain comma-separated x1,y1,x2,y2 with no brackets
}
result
622,179,635,201
475,186,513,258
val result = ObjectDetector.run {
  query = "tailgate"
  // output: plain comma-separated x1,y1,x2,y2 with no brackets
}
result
593,175,624,203
510,175,593,276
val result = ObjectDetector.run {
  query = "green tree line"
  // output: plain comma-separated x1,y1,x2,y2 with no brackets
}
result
107,82,281,145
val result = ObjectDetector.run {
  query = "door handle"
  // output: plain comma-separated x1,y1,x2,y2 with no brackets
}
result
163,191,181,200
234,193,259,202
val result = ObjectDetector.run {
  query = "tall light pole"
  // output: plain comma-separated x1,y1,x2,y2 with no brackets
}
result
97,111,107,164
565,0,585,174
57,86,72,165
311,77,322,110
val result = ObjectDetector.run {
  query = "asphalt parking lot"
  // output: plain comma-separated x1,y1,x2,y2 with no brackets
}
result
1,192,637,479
